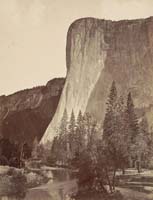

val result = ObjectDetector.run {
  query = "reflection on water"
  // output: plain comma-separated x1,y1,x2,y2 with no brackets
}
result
0,168,78,200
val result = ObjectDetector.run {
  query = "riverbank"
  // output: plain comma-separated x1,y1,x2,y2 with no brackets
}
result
0,165,77,200
24,179,77,200
1,165,153,200
0,165,53,199
24,169,153,200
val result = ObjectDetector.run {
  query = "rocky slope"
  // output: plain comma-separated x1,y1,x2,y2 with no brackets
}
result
42,17,153,143
0,78,65,146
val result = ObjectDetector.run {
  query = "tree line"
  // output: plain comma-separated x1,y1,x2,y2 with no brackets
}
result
0,138,31,168
49,81,153,194
50,109,99,167
0,81,153,194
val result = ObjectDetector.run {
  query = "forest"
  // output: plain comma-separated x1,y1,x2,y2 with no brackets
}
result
49,81,153,196
0,81,153,199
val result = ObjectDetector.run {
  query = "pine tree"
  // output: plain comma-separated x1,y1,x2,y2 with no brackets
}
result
135,117,151,169
103,81,117,139
49,136,59,165
125,92,141,169
77,110,84,128
69,110,76,134
68,110,76,158
140,117,149,136
106,81,117,109
83,113,94,148
57,108,68,165
59,108,68,135
113,96,130,171
76,110,85,154
126,92,139,143
103,85,131,172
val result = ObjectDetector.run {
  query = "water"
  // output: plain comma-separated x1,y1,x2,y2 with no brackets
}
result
0,168,78,200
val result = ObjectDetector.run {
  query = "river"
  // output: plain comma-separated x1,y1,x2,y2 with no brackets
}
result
2,167,153,200
0,167,78,200
24,179,77,200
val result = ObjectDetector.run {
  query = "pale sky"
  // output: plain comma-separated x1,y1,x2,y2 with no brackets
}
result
0,0,153,95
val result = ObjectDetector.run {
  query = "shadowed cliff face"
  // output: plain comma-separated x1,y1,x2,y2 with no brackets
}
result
41,17,153,143
0,78,65,146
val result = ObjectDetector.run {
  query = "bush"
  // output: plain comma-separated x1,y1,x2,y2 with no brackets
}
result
26,172,45,188
148,157,153,169
0,175,11,196
77,151,95,192
0,155,9,166
46,155,57,166
10,171,27,198
7,167,16,176
9,157,21,168
0,168,27,198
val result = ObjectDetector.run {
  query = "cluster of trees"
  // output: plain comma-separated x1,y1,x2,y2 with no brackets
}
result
0,135,48,168
0,138,31,168
103,81,153,173
1,81,152,195
49,81,153,194
50,109,99,166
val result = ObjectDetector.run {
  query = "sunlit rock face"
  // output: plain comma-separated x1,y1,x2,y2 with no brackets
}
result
42,17,153,143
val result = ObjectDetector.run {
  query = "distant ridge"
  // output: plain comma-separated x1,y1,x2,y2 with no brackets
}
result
0,78,65,146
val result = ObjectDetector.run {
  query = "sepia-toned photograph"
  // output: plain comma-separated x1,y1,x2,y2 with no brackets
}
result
0,0,153,199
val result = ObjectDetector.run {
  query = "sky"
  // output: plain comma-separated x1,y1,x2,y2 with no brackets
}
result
0,0,153,95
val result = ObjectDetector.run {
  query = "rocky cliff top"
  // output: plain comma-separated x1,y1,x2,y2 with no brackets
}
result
42,16,153,143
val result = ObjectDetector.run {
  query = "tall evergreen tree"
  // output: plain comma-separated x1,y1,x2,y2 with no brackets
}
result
135,117,151,169
76,110,85,154
103,81,117,139
113,96,130,171
106,81,117,109
59,108,68,135
124,92,141,168
68,110,76,134
68,110,76,158
103,86,130,172
139,117,149,136
49,136,59,165
77,110,84,128
57,108,68,164
126,92,139,143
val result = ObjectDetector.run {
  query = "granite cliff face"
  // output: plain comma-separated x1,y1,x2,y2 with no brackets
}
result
42,17,153,143
0,78,64,146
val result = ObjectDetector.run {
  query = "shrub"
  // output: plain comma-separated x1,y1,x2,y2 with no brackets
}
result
0,155,9,166
10,171,27,198
26,172,45,188
0,169,27,198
